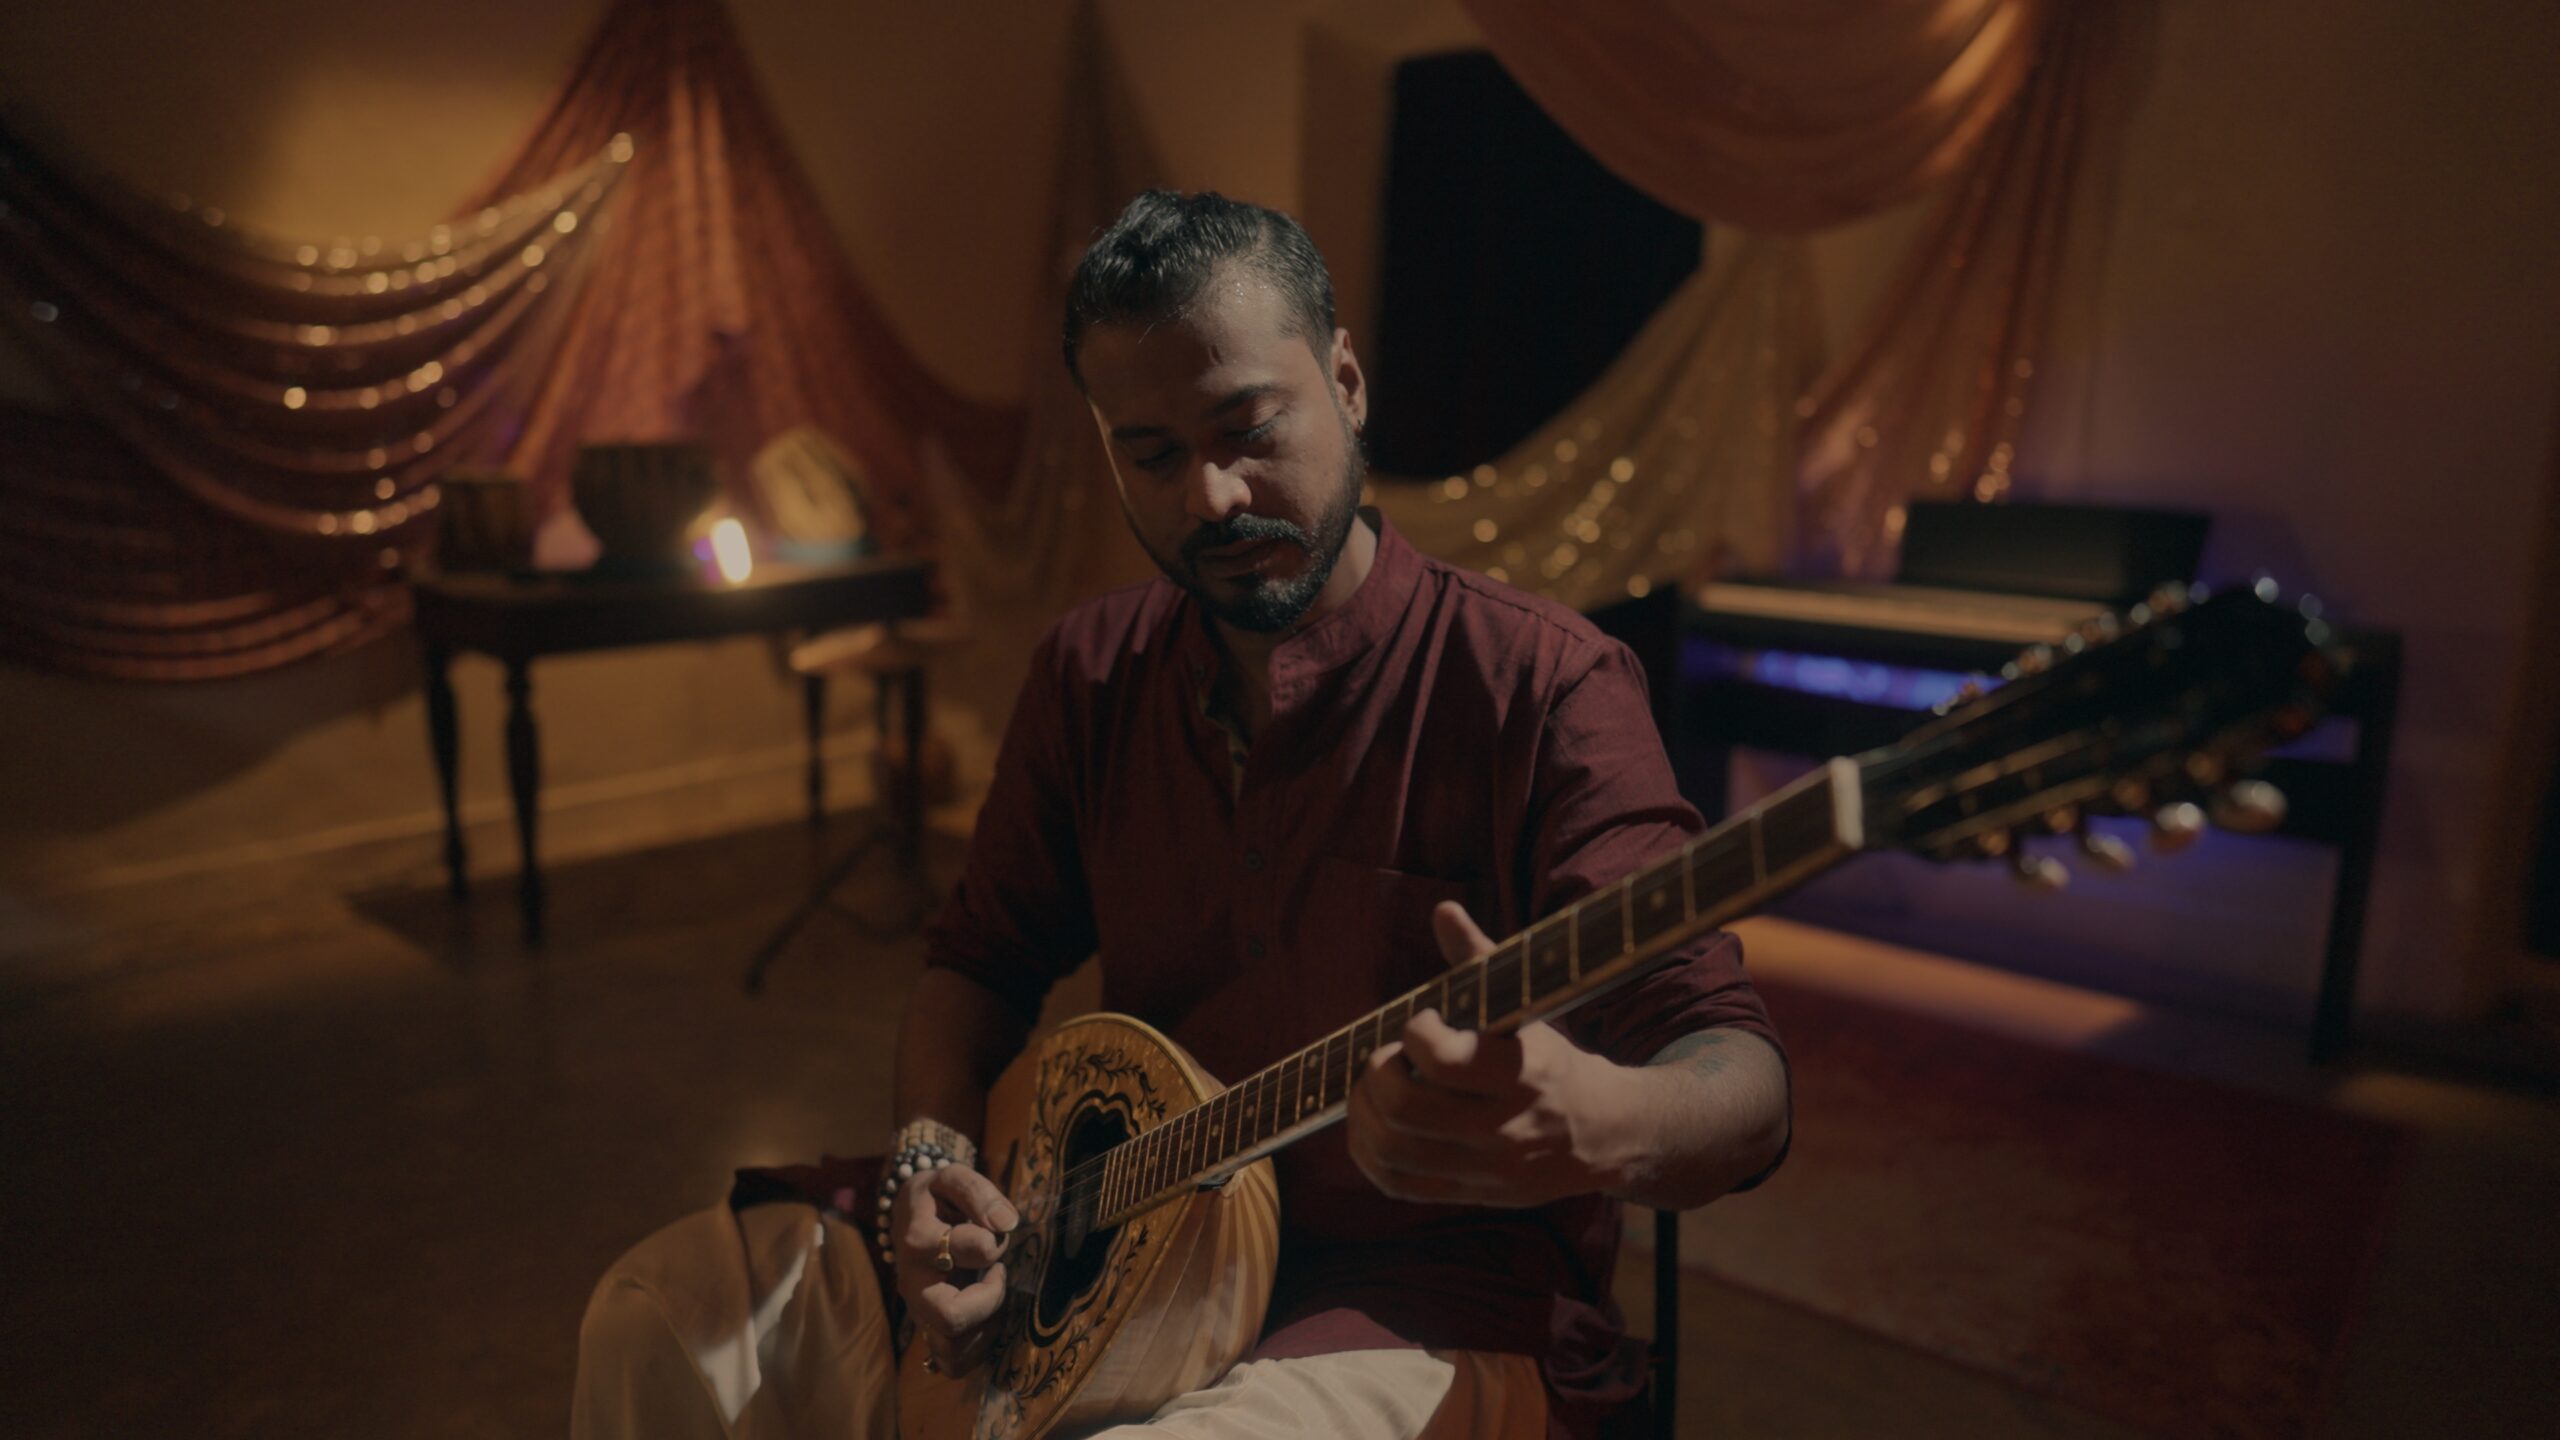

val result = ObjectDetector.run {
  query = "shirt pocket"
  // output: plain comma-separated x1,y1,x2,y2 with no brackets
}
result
1299,857,1477,1013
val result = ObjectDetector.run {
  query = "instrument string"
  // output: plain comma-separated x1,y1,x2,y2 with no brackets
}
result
1035,836,1735,1220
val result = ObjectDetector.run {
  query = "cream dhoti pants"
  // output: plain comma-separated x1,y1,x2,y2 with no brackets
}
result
571,1203,1546,1440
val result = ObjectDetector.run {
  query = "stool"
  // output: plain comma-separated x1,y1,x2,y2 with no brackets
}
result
743,616,970,991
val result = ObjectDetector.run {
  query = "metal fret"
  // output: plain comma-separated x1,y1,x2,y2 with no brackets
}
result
1447,961,1482,1030
1321,1029,1351,1108
1690,829,1752,915
1526,915,1573,1001
1573,891,1620,982
1630,861,1680,947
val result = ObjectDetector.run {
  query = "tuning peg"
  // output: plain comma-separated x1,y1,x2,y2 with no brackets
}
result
2111,777,2152,812
2184,752,2226,787
2150,801,2206,853
2042,805,2079,835
2252,573,2282,604
2210,779,2288,834
1932,675,1988,716
2014,645,2054,676
1974,828,2013,859
2012,851,2070,890
2077,829,2138,872
2146,584,2187,615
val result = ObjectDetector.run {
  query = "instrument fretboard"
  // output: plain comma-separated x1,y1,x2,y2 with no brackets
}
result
1064,761,1858,1233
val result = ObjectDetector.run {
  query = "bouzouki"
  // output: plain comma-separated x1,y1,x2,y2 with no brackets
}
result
899,583,2348,1440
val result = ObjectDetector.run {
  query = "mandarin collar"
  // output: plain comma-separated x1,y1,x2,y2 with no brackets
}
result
1173,509,1421,699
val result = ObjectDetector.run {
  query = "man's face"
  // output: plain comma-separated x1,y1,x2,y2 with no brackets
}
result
1078,267,1369,633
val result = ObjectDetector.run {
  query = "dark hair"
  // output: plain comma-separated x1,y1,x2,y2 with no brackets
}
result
1061,189,1338,387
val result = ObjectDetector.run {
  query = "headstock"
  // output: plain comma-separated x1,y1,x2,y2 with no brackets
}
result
1857,580,2346,887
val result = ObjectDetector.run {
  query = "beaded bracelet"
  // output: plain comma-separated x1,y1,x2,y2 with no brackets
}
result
874,1118,978,1265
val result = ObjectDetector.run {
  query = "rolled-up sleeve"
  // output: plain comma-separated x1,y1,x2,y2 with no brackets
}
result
1524,640,1787,1087
921,631,1097,1023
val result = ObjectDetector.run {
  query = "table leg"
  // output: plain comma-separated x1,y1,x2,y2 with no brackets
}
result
899,665,927,869
2311,639,2402,1063
804,672,828,829
422,640,468,902
504,659,545,948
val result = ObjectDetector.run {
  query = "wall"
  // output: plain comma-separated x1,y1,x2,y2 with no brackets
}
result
0,0,1072,917
5,0,2556,1033
2014,0,2560,1024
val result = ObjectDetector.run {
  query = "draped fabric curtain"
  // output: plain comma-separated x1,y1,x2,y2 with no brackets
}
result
0,123,625,676
0,0,2138,679
1796,0,2123,575
1459,0,2052,233
1434,0,2138,583
1370,240,1821,613
0,0,1011,679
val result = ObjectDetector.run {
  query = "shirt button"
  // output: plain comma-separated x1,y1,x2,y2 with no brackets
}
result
1243,850,1265,873
1246,936,1267,959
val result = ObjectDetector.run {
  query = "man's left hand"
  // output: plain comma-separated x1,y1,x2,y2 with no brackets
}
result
1345,901,1634,1207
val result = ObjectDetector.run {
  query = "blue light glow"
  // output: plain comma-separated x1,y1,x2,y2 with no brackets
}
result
1682,638,1989,712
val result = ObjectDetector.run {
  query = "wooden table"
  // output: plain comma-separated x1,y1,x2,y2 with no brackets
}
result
410,557,935,946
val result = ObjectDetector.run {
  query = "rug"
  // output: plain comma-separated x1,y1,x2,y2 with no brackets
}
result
1676,974,2408,1440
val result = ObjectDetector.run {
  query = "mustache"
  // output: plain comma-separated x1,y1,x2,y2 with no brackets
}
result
1180,513,1310,568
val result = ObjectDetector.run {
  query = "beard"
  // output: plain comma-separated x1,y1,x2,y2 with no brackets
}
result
1149,429,1367,635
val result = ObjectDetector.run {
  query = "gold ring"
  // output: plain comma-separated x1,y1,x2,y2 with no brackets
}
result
932,1230,956,1273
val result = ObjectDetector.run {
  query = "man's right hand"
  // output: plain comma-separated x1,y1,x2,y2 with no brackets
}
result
889,1160,1021,1374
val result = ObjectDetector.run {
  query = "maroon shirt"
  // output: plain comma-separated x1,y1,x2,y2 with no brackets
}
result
926,516,1783,1434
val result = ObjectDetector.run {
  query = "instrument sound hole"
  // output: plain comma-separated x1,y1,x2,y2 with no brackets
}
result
1035,1102,1130,1331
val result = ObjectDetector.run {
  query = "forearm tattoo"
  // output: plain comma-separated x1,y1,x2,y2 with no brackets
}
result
1647,1029,1740,1082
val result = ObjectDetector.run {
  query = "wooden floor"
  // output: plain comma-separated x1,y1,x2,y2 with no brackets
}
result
4,784,2555,1438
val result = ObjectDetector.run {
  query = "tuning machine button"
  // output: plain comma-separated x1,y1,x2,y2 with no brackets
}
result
1934,676,1990,715
2011,851,2070,890
2210,779,2288,834
2076,828,2137,873
2150,801,2206,853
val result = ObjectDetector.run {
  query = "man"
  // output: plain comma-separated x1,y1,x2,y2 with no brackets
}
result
574,190,1788,1440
